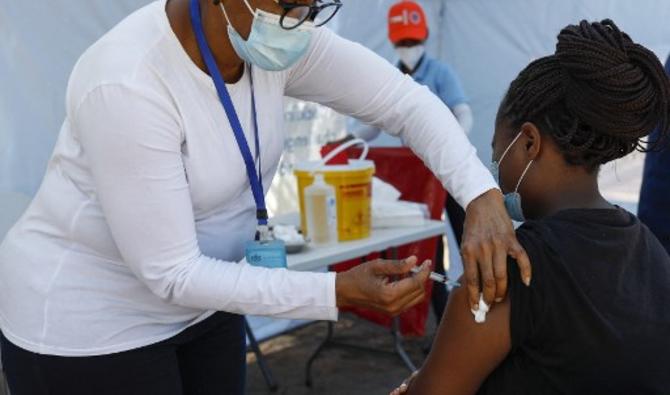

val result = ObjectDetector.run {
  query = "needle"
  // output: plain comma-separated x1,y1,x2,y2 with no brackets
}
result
411,266,461,288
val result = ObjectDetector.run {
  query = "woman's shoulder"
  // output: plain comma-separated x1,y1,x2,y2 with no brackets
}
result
510,207,661,292
66,2,174,114
514,219,557,257
514,207,636,250
508,216,579,291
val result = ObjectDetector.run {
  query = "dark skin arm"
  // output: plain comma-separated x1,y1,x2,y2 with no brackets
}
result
393,281,512,395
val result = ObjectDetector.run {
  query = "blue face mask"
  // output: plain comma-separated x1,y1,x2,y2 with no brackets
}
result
219,1,314,71
490,132,534,222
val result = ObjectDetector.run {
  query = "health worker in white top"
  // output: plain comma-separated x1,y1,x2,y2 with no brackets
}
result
0,0,531,393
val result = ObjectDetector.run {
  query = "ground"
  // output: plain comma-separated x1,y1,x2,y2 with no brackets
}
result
0,313,435,395
246,313,435,395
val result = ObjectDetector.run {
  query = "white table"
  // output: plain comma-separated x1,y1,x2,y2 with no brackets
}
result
288,220,447,272
269,212,446,270
249,215,447,390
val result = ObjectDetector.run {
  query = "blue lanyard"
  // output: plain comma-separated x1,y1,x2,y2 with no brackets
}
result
189,0,267,226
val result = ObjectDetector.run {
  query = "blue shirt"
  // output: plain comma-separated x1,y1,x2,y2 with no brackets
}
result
410,55,468,109
638,55,670,253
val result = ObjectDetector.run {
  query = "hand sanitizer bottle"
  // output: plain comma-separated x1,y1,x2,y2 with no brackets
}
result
304,173,338,245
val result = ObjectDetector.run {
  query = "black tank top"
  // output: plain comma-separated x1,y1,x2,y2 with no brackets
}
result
478,208,670,395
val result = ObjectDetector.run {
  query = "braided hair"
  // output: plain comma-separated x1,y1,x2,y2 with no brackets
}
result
499,19,670,171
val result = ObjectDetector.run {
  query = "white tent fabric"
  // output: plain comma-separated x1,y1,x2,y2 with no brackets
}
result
0,1,153,196
439,0,670,215
440,0,670,163
5,1,667,203
0,191,31,240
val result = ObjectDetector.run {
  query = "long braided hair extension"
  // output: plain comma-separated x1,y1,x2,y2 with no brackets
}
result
499,19,670,171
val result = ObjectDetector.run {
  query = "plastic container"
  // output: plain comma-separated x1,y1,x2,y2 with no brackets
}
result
295,139,375,242
304,173,338,245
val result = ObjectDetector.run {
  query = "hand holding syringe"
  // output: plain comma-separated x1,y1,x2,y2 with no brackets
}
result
410,266,461,288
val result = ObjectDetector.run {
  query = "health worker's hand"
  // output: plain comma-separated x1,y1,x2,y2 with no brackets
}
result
461,189,532,311
335,256,431,316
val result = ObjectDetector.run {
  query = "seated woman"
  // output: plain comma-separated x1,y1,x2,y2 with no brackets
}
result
394,19,670,395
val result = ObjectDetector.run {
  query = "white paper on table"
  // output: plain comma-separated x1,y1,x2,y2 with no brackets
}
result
372,177,402,202
371,177,428,228
372,201,428,228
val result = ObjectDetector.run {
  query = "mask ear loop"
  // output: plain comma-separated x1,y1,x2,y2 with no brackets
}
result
497,131,523,164
514,160,534,193
219,0,255,26
218,2,233,25
240,0,256,14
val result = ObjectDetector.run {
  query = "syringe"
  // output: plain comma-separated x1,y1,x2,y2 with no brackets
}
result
410,267,461,288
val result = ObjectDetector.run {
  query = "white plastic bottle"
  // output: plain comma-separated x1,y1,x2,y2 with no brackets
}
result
304,173,338,245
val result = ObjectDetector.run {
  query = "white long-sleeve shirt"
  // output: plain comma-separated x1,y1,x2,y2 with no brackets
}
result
353,102,473,146
0,0,496,356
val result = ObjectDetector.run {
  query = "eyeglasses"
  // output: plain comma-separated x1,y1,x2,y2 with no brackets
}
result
276,0,342,30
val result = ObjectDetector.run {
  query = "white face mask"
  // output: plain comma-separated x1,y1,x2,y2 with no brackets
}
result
395,45,425,70
490,132,534,222
219,0,314,71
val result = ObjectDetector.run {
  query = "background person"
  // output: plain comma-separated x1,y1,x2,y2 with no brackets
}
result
638,54,670,254
352,0,473,144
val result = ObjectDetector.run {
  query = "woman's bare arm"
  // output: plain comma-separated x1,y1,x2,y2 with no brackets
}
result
405,285,512,395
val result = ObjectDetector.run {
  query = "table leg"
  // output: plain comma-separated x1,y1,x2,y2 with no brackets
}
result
304,250,420,387
390,247,418,372
304,321,334,387
305,257,371,387
245,319,279,392
1,373,8,395
392,316,417,372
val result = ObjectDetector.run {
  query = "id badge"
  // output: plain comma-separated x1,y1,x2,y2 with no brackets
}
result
245,240,287,269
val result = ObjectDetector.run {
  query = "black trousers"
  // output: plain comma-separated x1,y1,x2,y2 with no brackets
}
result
1,312,246,395
432,195,465,320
